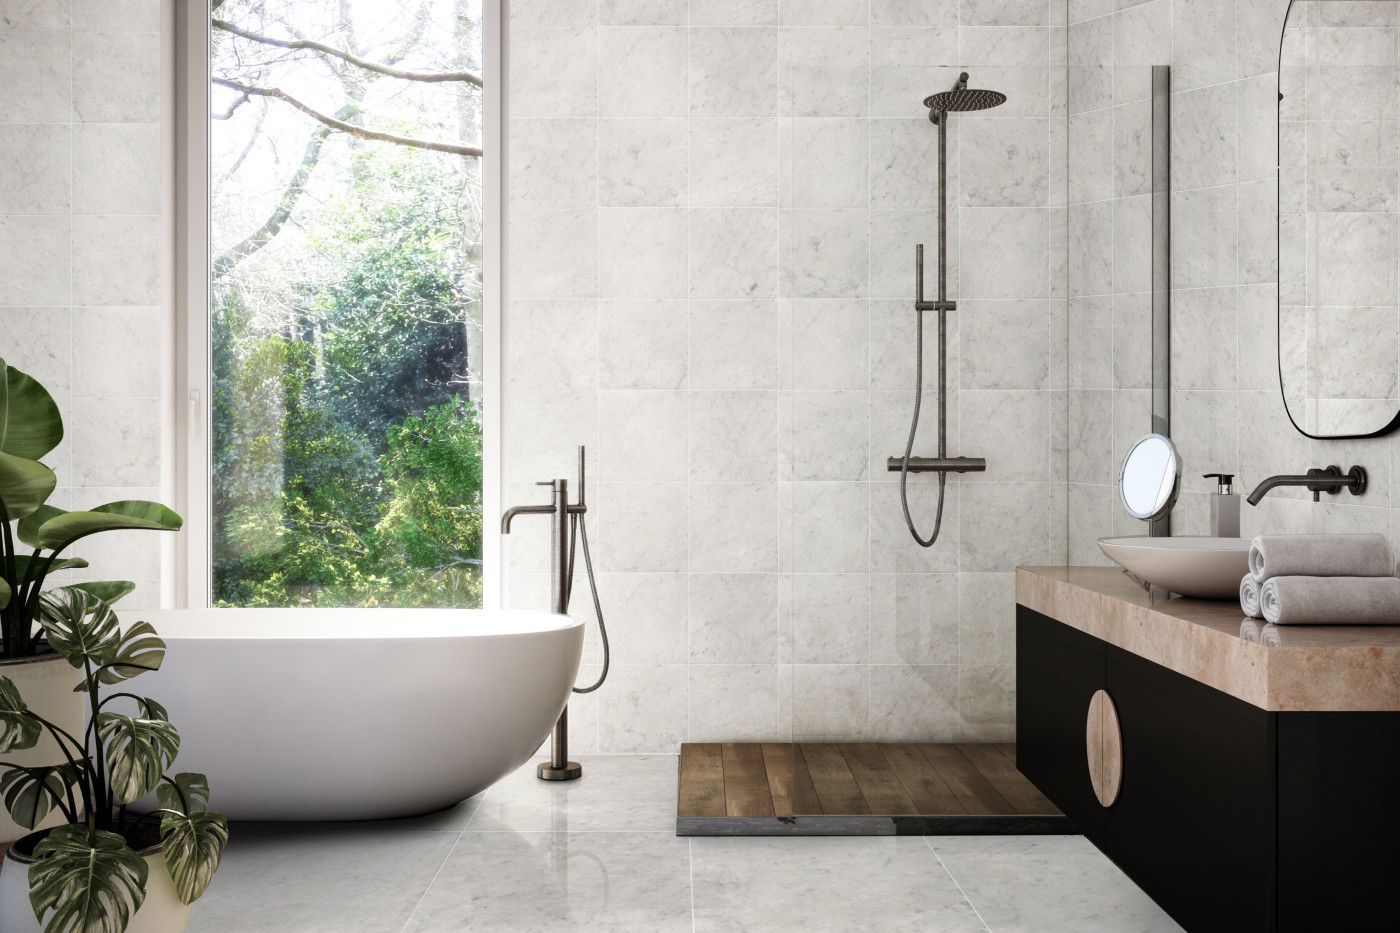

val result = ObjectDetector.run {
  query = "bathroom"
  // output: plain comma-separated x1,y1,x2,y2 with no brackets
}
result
0,0,1395,930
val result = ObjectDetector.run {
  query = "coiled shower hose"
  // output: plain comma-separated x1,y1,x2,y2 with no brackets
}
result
899,305,947,548
564,487,609,694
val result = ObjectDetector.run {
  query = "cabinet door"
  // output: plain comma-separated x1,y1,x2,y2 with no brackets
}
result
1015,606,1107,844
1106,645,1273,933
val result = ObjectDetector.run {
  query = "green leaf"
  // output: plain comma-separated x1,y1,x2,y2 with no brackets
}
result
160,809,228,904
0,359,63,460
36,501,184,553
18,505,67,549
0,675,40,753
0,765,76,830
0,450,57,523
12,555,90,578
36,588,119,670
155,773,210,815
68,581,136,608
28,824,148,933
0,577,8,609
92,621,164,686
96,713,180,804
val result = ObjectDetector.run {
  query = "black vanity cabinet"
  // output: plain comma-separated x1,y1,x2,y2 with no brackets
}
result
1016,604,1400,933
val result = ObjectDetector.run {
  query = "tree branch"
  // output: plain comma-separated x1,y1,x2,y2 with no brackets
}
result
213,77,483,158
213,18,483,87
212,90,250,121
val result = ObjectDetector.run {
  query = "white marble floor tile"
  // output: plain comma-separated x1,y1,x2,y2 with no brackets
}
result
403,831,693,932
690,836,988,933
465,755,679,833
187,824,460,933
928,835,1185,933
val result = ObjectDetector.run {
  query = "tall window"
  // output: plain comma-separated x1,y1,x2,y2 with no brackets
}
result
207,1,485,608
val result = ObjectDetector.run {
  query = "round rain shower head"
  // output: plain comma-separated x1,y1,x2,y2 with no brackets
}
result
923,87,1007,113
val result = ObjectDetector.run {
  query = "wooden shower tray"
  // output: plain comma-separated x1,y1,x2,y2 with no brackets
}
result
677,742,1072,835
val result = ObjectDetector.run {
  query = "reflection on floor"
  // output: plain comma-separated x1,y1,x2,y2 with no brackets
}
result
187,755,1184,933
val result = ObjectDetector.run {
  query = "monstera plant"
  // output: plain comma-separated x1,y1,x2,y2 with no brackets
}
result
0,358,184,660
0,587,228,933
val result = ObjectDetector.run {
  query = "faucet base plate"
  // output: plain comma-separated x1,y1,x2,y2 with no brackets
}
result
537,761,583,781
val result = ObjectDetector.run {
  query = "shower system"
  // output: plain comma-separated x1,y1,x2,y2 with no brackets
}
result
887,73,1005,546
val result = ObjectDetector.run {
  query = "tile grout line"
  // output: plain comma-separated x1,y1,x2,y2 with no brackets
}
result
923,836,994,933
396,829,466,933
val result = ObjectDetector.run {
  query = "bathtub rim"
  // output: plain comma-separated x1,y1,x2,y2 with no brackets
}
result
129,608,582,640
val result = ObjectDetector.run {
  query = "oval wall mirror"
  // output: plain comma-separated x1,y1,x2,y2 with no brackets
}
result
1119,434,1180,522
1277,0,1400,438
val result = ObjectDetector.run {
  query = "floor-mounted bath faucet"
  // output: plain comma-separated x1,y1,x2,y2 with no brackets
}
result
1246,465,1368,505
502,451,592,782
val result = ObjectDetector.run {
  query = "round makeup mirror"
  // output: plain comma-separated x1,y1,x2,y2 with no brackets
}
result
1119,434,1180,522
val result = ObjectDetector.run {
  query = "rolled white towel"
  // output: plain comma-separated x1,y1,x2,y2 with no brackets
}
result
1259,575,1400,625
1248,533,1395,583
1239,574,1263,619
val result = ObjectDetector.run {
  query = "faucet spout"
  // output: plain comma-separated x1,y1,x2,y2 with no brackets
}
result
501,504,554,534
1246,465,1367,506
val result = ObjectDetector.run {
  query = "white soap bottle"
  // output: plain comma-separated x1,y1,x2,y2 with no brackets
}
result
1203,473,1240,537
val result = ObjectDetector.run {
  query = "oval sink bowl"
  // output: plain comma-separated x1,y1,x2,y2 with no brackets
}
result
1097,536,1251,600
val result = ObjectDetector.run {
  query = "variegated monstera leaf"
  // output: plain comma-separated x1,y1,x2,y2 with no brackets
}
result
0,674,41,754
36,588,120,671
28,824,148,933
157,774,227,905
95,713,179,805
0,764,77,830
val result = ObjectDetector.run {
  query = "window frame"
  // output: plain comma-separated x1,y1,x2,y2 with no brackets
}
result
168,0,504,610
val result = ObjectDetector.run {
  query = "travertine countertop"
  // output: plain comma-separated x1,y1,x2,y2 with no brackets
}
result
1017,566,1400,712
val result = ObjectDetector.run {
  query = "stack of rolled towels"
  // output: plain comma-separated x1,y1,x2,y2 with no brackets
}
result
1240,533,1400,625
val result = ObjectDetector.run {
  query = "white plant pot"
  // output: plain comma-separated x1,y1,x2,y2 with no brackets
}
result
0,653,84,844
0,834,190,933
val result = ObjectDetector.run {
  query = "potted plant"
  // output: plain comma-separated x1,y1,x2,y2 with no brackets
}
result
0,587,228,933
0,358,183,842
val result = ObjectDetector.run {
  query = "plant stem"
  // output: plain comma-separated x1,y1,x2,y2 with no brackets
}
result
83,655,110,828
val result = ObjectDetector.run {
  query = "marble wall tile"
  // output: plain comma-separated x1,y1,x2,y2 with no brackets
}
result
960,390,1051,482
1237,0,1284,77
787,299,870,389
1068,108,1112,205
959,208,1049,298
691,0,779,27
689,483,781,572
1171,83,1238,192
870,299,958,391
599,208,688,299
960,117,1050,208
959,664,1015,740
510,28,597,119
0,308,70,394
597,119,684,207
870,118,949,211
506,390,598,483
72,215,159,306
0,216,69,306
793,573,870,663
781,0,869,27
869,479,961,572
689,390,782,482
1171,390,1240,495
71,307,159,397
690,299,780,390
688,209,780,298
868,663,960,740
1067,200,1112,296
1113,195,1151,295
870,572,959,664
871,0,957,27
959,482,1050,571
959,300,1050,390
792,664,869,739
780,209,869,298
598,300,687,389
690,118,780,208
598,483,689,572
789,390,870,481
688,665,788,741
868,209,949,300
961,0,1050,27
1312,212,1399,307
1068,16,1113,114
601,0,687,26
688,573,783,663
1236,74,1277,184
72,123,159,215
958,572,1016,665
869,34,960,121
1113,0,1170,104
1173,0,1238,91
0,124,69,213
72,31,158,122
507,299,600,391
600,27,687,118
1112,99,1151,198
1069,388,1115,485
0,32,69,122
593,573,689,664
783,118,869,208
689,28,780,117
0,0,70,30
599,391,688,483
1171,186,1238,290
1172,287,1239,391
70,397,159,487
599,663,689,752
780,28,870,118
510,209,598,299
790,481,870,572
1112,292,1152,390
1068,296,1112,388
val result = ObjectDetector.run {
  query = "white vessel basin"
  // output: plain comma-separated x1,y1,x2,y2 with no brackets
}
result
1097,536,1251,600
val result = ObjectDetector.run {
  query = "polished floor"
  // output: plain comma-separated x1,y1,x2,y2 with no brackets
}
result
187,755,1185,932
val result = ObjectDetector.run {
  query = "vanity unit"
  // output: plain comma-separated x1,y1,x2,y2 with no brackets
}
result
1016,566,1400,933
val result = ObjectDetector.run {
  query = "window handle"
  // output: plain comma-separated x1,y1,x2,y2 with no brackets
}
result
189,389,201,438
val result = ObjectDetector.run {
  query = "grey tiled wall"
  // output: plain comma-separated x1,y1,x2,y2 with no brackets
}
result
1067,0,1400,560
0,1,165,608
506,0,1069,752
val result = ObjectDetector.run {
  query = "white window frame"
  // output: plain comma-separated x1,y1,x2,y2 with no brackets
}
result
166,0,505,609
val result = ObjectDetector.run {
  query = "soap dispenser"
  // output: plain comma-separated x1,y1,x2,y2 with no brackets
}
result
1202,473,1240,537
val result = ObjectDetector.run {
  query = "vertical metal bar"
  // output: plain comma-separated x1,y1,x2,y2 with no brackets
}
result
550,479,570,771
1149,65,1172,538
937,111,948,460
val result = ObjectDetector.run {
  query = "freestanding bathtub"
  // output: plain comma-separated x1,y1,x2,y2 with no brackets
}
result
127,608,583,821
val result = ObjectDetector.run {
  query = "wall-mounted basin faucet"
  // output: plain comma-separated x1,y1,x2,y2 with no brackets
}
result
1246,465,1368,506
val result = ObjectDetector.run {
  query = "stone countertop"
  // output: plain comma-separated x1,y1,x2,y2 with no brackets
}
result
1016,565,1400,712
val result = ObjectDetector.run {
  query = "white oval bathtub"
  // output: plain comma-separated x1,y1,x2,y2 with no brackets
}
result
125,608,583,821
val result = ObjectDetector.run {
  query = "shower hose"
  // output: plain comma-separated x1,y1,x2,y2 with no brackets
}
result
899,304,947,548
563,506,609,693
